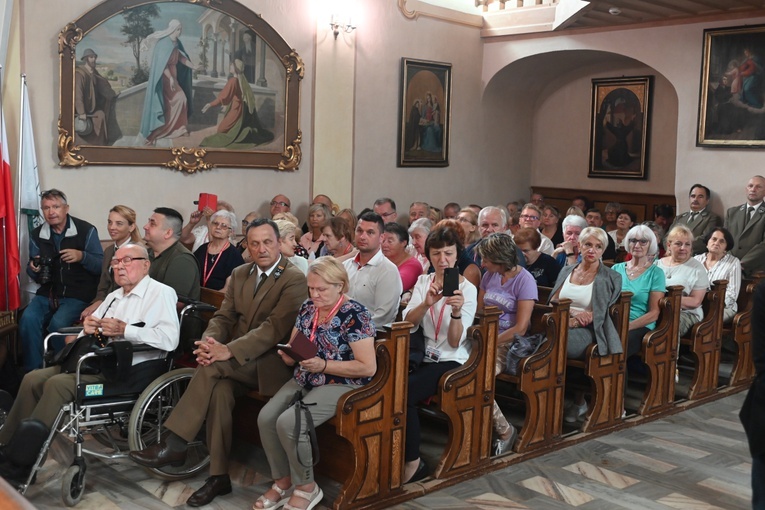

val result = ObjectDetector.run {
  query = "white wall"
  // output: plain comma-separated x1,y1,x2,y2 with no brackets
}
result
482,17,765,216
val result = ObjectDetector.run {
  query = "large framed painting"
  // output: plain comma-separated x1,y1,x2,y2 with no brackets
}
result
588,76,652,180
697,24,765,148
398,58,451,167
58,0,303,173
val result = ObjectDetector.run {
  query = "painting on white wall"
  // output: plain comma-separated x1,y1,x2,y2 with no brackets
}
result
57,0,303,173
398,58,451,167
588,76,652,180
697,24,765,148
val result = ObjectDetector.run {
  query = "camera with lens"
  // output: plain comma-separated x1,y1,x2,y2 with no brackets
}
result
34,256,57,285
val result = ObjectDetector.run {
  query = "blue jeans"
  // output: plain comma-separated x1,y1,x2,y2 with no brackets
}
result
754,453,765,510
19,295,88,372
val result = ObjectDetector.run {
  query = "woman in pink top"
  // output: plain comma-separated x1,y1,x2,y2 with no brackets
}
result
382,222,423,294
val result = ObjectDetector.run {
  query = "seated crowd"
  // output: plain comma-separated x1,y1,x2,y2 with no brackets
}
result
3,176,765,508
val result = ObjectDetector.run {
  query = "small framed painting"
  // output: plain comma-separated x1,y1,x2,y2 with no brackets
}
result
588,76,653,180
398,58,451,167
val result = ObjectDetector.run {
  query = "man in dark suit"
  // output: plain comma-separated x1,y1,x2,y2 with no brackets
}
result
670,184,723,255
740,280,765,509
725,175,765,277
129,219,307,507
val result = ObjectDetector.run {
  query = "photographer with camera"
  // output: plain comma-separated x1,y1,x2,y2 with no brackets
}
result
20,189,103,372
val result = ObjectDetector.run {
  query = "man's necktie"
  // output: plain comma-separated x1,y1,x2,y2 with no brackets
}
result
745,206,755,226
254,273,268,296
688,212,698,225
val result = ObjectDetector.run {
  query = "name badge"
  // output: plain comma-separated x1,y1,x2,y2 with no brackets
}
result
425,345,442,362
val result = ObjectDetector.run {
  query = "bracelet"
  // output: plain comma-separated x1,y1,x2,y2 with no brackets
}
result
451,313,462,320
566,252,575,257
322,358,328,373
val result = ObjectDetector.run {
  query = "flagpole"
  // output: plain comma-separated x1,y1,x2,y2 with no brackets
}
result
16,73,24,244
0,65,7,312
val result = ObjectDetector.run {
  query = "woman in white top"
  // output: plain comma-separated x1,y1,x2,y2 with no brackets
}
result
402,226,477,484
656,225,710,336
274,220,308,275
694,227,741,323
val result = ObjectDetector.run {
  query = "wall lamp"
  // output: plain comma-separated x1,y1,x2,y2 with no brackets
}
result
329,14,356,39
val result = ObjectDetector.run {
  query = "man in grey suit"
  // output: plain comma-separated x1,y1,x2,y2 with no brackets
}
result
725,175,765,278
670,184,723,255
129,219,307,506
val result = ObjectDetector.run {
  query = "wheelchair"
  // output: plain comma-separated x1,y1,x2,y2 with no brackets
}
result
15,298,217,506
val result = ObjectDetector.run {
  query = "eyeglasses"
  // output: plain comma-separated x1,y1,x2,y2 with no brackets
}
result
380,211,396,218
270,201,289,207
628,239,649,245
211,221,231,230
110,256,147,267
520,214,539,221
457,217,474,224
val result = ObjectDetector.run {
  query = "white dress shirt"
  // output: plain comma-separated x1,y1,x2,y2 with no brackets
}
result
81,275,180,363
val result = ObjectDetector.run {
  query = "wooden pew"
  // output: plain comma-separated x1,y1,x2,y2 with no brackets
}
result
496,299,571,453
232,322,412,510
567,292,632,433
679,280,727,400
193,289,412,508
426,308,499,479
637,286,682,417
724,275,763,387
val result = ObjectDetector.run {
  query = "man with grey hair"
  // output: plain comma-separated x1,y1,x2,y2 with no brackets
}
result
519,203,555,255
0,243,180,485
465,206,525,270
373,197,398,224
143,207,200,300
726,175,765,277
408,201,430,226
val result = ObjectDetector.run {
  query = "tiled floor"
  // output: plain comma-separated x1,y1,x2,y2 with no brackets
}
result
23,391,753,509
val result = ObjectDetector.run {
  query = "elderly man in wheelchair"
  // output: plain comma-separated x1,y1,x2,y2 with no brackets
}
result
0,243,182,500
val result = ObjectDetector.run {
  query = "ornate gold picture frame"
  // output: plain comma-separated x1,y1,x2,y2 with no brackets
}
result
697,24,765,148
58,0,303,173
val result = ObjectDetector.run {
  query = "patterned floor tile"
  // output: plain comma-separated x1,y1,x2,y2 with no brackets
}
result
644,437,708,459
604,449,676,474
698,477,752,500
519,476,595,506
656,492,726,510
562,461,639,489
465,492,529,509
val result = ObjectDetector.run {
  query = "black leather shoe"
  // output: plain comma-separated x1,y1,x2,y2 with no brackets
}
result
186,475,232,507
128,441,187,468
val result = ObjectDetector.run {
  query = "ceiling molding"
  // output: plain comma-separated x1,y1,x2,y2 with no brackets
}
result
398,0,484,28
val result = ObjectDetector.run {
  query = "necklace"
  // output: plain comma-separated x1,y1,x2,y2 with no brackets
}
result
574,264,597,284
627,263,648,278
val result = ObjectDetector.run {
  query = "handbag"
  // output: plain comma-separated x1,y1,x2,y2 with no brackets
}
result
51,330,109,375
505,333,545,375
288,390,320,468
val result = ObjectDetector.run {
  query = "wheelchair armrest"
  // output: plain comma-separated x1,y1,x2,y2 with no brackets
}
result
57,326,84,334
91,342,160,357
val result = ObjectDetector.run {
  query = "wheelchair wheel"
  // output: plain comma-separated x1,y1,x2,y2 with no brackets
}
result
128,368,209,481
61,464,85,507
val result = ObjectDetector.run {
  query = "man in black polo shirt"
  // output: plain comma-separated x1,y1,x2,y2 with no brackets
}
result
20,189,103,372
143,207,201,301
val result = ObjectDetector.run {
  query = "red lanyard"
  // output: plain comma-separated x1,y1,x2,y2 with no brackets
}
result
202,242,229,287
310,296,345,343
428,274,448,340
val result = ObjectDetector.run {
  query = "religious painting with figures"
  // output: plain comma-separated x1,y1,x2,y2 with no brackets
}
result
58,0,303,172
697,24,765,148
398,58,451,167
588,76,652,180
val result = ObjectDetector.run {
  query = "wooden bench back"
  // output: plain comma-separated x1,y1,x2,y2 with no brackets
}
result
726,274,764,386
638,285,682,417
681,280,727,399
432,307,500,479
501,298,570,453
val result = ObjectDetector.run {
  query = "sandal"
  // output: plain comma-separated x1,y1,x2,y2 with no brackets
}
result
283,483,323,510
253,482,294,510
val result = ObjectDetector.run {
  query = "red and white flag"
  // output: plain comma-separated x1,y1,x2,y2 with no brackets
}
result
0,108,20,311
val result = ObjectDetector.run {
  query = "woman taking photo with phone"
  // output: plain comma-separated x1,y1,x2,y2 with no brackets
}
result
401,226,477,483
